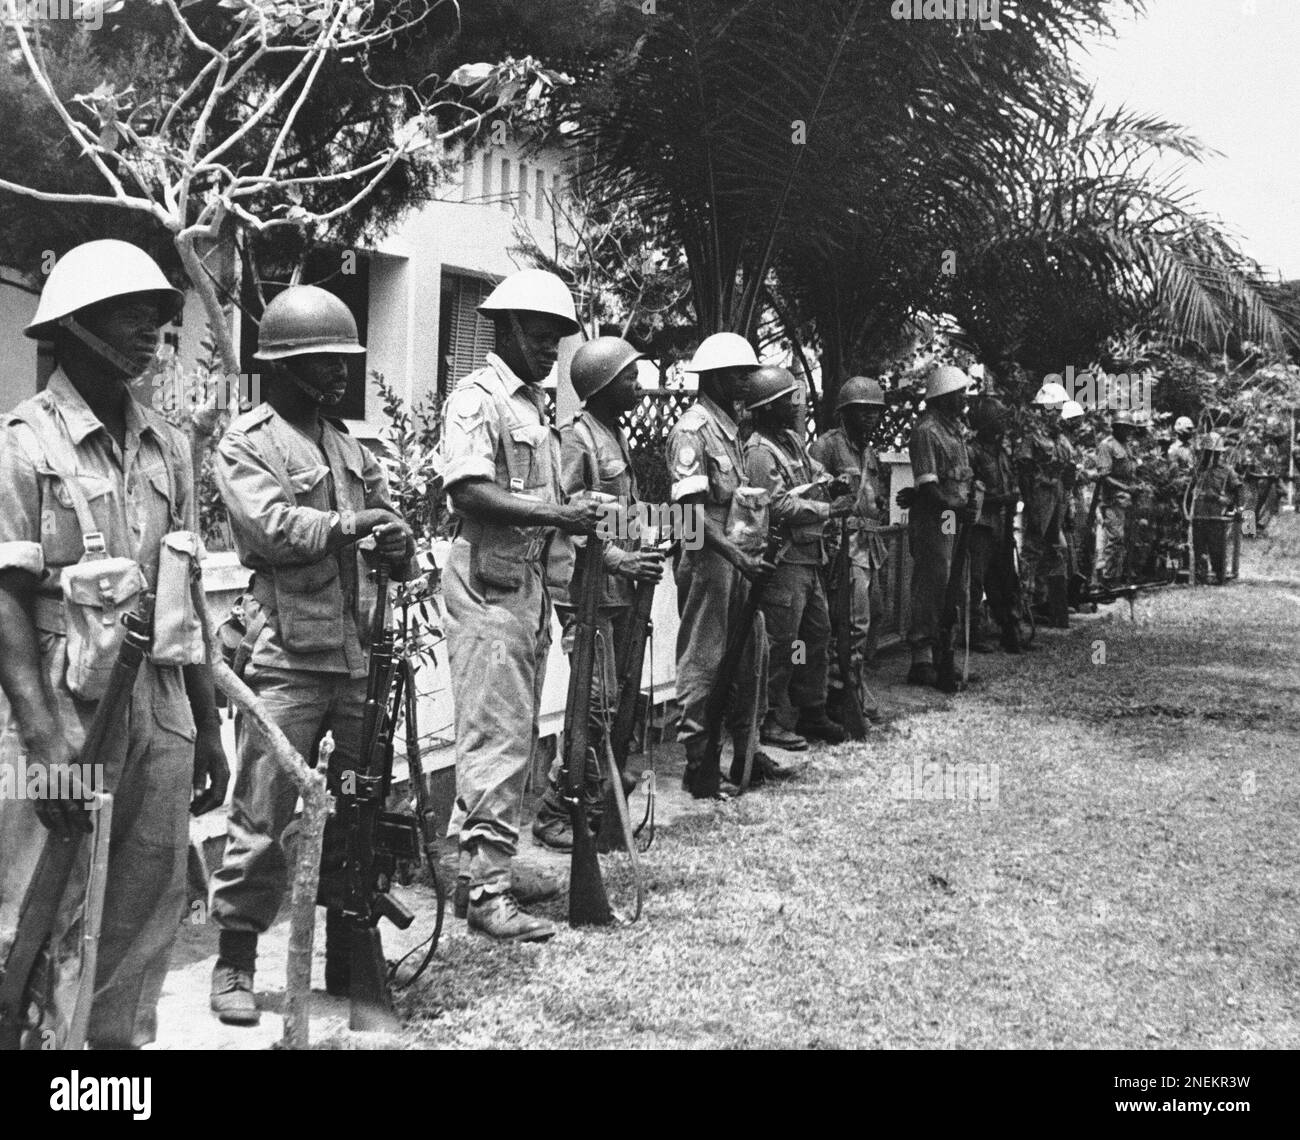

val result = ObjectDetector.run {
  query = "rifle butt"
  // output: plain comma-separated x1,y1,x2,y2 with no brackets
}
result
567,803,613,927
348,922,400,1033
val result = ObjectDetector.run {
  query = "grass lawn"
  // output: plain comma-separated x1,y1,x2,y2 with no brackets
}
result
379,516,1300,1050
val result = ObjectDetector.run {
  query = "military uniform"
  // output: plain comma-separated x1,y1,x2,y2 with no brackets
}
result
1014,423,1064,603
1192,462,1242,583
968,435,1018,643
808,427,888,664
440,353,571,901
1094,434,1137,584
533,410,640,834
1055,433,1081,590
0,371,197,1048
906,412,973,664
210,402,410,936
666,396,768,764
745,429,831,733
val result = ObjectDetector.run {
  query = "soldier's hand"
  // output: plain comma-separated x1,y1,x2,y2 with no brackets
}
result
895,486,917,510
27,734,93,839
736,551,776,585
190,723,230,817
828,494,857,519
372,518,414,563
554,500,604,535
619,549,664,583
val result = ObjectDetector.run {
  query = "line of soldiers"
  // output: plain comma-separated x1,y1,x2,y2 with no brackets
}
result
0,243,1258,1046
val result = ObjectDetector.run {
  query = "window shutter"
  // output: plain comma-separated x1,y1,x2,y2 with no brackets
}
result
444,273,498,391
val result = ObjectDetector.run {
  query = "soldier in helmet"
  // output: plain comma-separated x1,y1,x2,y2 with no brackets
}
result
809,376,889,720
438,269,600,941
1093,411,1142,589
966,395,1023,652
667,333,776,798
900,365,974,688
0,240,228,1047
1015,380,1069,625
1167,416,1196,475
743,366,855,749
208,285,417,1022
1191,432,1242,585
530,337,663,851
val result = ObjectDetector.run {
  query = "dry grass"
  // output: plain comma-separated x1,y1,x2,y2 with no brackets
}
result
373,516,1300,1050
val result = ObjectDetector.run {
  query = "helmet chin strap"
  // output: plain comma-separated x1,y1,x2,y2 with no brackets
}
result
507,311,545,382
59,315,152,378
288,371,343,407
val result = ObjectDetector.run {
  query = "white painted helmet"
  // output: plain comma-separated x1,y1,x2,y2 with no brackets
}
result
684,332,760,373
478,268,580,335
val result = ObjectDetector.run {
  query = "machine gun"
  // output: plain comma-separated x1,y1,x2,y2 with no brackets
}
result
701,531,784,793
0,595,148,1050
329,560,422,1031
564,532,614,926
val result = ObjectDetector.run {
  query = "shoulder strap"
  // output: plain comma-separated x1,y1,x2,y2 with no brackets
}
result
17,399,106,557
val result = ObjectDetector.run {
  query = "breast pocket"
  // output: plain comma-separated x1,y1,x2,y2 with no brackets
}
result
287,462,332,508
41,470,116,565
143,463,181,531
705,448,740,504
594,453,630,499
508,424,550,493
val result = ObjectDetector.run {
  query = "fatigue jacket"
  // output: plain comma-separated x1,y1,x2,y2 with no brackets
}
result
969,436,1016,531
1193,463,1242,518
809,426,888,568
1167,440,1195,475
1095,436,1136,505
217,403,405,678
744,429,829,565
667,395,768,554
1015,424,1062,491
440,352,573,593
559,410,638,609
908,412,972,522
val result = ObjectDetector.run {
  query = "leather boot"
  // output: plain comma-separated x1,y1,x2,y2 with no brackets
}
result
467,892,556,942
796,707,847,744
210,963,259,1026
683,736,731,799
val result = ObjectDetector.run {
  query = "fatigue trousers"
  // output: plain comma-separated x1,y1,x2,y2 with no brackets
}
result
673,547,767,750
442,541,552,900
760,561,831,729
826,557,874,711
209,665,364,935
1098,502,1128,583
535,606,631,825
1021,486,1064,603
1192,518,1229,582
0,659,193,1049
906,516,957,665
968,522,1017,640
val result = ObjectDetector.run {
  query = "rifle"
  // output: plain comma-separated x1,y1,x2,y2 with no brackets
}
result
595,542,672,854
832,517,868,741
564,532,614,926
702,531,783,793
331,560,422,1032
935,484,984,694
0,594,151,1051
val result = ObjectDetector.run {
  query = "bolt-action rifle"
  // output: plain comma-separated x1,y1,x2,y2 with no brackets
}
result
701,531,783,792
329,560,422,1032
564,532,614,926
0,595,148,1050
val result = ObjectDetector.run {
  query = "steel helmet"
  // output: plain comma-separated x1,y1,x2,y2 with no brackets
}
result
255,286,365,361
478,268,580,335
1033,380,1069,406
744,364,799,410
837,375,885,409
1111,411,1136,429
1061,400,1085,421
685,332,760,373
925,364,969,400
25,239,183,339
571,336,645,402
1174,415,1194,434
